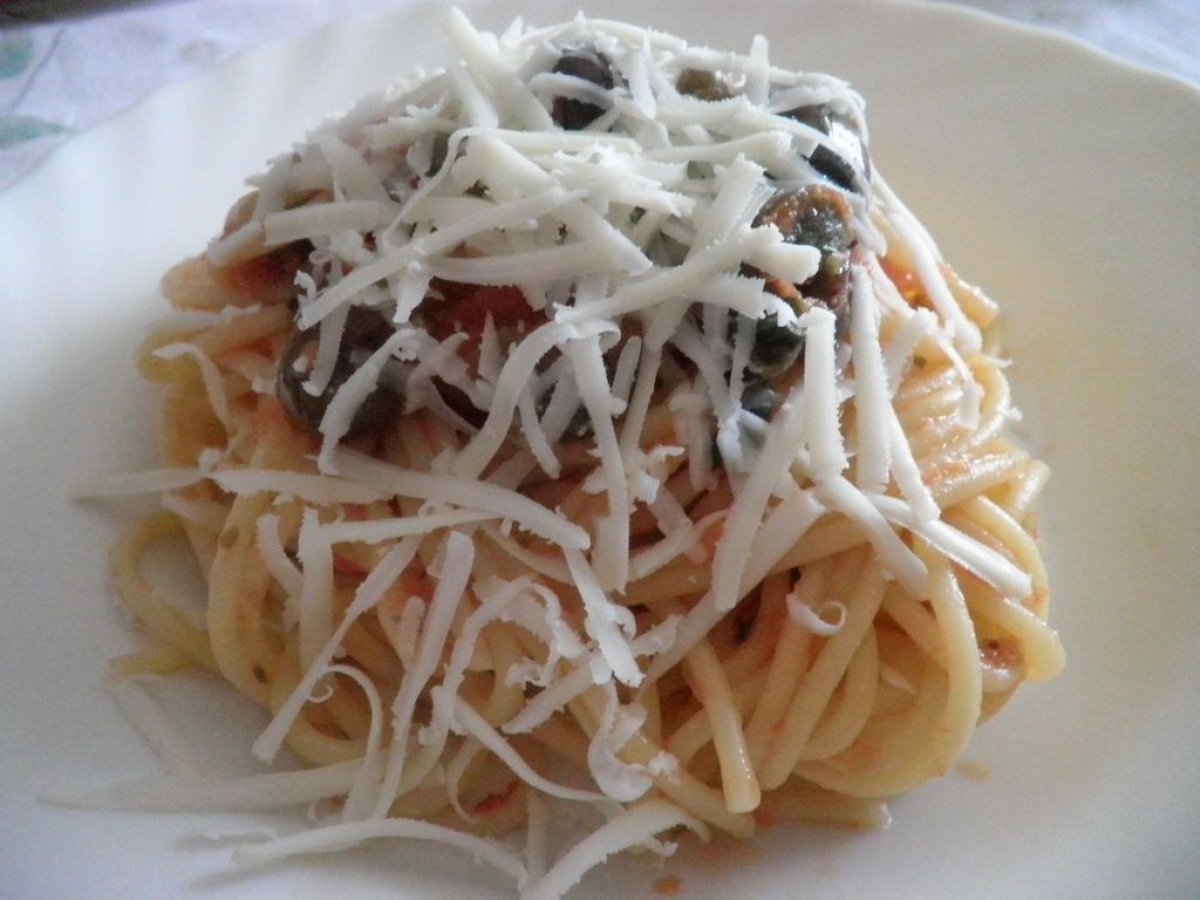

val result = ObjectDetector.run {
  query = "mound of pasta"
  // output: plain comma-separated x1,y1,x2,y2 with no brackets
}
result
86,11,1063,898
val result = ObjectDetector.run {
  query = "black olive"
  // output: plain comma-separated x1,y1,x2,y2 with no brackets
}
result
551,48,616,130
563,405,595,440
528,390,594,441
676,68,732,101
783,103,870,193
529,334,638,442
425,131,450,176
431,379,487,431
711,377,778,469
785,105,830,134
533,379,596,441
757,184,854,319
749,314,807,377
740,184,856,377
740,377,780,421
277,306,404,437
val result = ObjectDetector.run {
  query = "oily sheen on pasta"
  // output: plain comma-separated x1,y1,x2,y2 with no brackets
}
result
96,11,1064,897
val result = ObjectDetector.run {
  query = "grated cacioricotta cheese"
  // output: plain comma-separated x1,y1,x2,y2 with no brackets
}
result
78,9,1043,899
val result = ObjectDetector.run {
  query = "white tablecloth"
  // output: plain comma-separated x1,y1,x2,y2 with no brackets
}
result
1,0,1197,190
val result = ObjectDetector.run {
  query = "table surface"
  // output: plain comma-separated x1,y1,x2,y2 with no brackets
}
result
1,0,1197,191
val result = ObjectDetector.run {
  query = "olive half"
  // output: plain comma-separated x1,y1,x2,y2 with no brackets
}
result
550,48,617,130
277,306,405,437
744,184,856,377
784,104,870,194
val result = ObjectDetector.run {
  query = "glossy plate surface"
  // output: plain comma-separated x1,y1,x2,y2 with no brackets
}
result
2,1,1198,897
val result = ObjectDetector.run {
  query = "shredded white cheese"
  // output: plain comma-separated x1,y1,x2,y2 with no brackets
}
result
80,11,1044,898
336,449,589,551
524,798,706,900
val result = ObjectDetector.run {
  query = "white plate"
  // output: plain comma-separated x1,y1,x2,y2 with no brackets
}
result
2,1,1198,897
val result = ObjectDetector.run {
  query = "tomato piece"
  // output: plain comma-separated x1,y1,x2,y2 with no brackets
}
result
222,242,310,305
473,781,518,817
330,554,365,576
421,280,545,340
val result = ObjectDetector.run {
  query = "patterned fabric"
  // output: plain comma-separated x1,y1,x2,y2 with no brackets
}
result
0,0,1196,190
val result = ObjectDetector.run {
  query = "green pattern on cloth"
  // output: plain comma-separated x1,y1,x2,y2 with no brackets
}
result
0,34,35,79
0,115,70,148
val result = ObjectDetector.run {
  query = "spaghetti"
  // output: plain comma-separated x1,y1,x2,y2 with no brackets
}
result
80,11,1064,897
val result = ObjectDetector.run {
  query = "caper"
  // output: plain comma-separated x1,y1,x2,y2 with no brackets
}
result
676,68,732,101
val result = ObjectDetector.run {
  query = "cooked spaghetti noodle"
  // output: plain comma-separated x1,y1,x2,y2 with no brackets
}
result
80,11,1063,897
